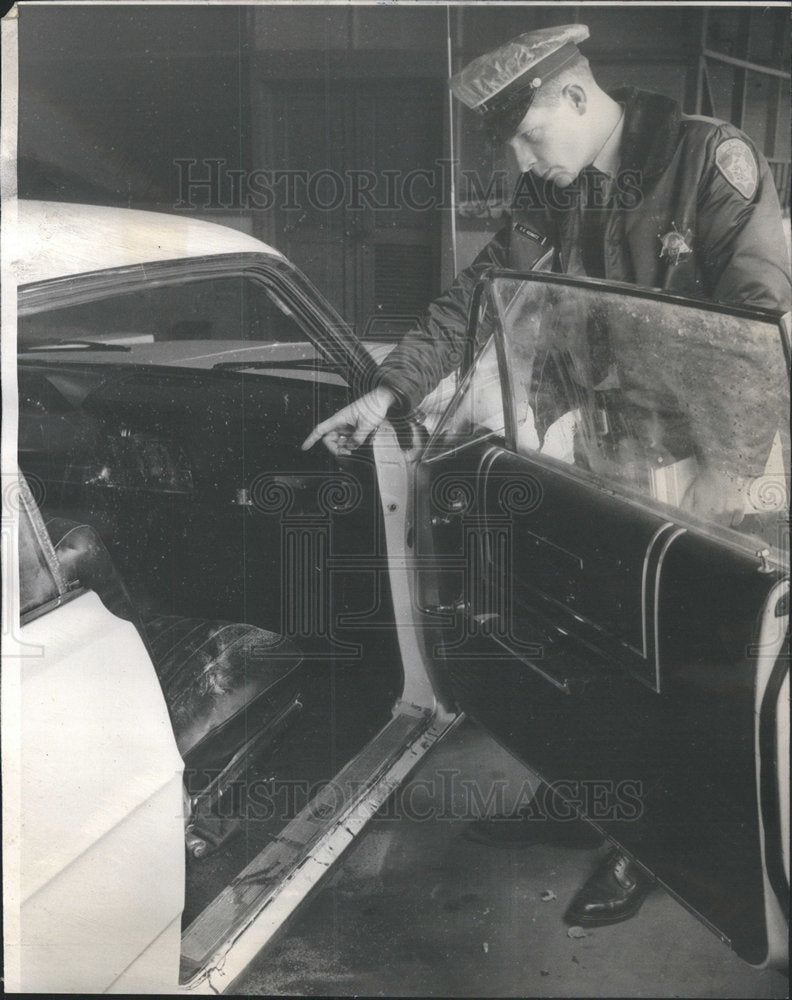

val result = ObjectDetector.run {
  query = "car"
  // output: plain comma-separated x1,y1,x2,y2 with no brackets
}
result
5,200,789,992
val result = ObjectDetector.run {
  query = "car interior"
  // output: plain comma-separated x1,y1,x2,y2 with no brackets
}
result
17,271,407,933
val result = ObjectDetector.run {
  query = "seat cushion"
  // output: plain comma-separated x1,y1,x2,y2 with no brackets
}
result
143,615,304,771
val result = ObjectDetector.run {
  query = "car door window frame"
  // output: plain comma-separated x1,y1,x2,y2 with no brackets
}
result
426,268,790,568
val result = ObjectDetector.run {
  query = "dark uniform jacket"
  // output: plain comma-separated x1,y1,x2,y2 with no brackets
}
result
376,87,791,414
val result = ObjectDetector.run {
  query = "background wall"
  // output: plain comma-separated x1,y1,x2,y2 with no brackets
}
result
18,4,791,330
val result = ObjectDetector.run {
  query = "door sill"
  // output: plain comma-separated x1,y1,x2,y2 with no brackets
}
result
180,702,458,993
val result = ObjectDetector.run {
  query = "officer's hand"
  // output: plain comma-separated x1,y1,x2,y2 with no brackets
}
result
681,468,748,528
301,385,397,455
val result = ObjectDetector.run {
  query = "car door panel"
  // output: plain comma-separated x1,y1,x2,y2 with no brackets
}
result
481,447,669,681
417,272,789,963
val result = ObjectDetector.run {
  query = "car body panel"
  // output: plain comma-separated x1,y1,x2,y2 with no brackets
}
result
18,591,185,992
12,200,282,286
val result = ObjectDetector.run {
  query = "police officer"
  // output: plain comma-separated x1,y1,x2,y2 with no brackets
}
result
303,23,790,519
303,24,791,925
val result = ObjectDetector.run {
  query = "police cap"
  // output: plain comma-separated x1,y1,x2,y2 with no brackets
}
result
450,24,590,121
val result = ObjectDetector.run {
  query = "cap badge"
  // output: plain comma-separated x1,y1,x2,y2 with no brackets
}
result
658,223,693,266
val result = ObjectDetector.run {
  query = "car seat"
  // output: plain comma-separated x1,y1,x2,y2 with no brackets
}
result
17,472,305,856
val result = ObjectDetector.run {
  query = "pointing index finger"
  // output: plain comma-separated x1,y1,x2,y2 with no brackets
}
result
301,425,325,450
301,413,353,451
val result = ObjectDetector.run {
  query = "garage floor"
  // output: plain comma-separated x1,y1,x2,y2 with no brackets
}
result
234,718,789,998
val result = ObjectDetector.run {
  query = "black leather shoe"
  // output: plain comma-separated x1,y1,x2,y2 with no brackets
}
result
564,851,654,926
464,810,603,850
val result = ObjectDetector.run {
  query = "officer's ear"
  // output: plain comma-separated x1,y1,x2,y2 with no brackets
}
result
562,83,587,115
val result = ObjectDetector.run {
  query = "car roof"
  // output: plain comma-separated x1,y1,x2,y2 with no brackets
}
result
11,200,284,286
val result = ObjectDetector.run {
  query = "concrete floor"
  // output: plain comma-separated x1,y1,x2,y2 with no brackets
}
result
235,719,789,998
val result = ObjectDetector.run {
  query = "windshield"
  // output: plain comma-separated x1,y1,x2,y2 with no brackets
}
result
18,272,315,353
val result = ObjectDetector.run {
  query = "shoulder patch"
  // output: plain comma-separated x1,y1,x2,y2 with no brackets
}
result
715,137,758,200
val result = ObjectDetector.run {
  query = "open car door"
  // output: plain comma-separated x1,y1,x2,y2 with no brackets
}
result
415,271,789,966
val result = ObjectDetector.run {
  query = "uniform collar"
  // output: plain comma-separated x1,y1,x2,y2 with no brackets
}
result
609,87,683,180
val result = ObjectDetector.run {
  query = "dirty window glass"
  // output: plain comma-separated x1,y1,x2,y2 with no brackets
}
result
490,276,789,554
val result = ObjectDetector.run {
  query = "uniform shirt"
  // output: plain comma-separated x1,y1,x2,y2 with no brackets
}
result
580,106,624,278
591,105,624,180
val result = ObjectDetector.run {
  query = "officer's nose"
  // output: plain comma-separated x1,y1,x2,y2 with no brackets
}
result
518,153,536,173
508,141,535,174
